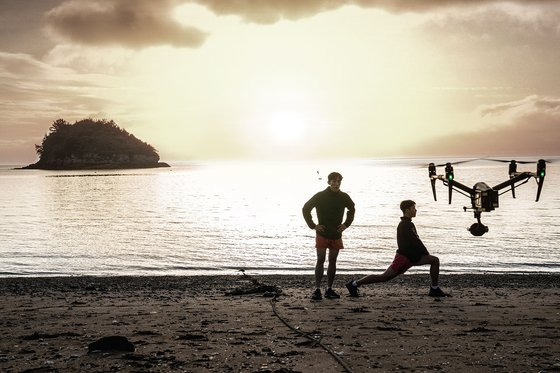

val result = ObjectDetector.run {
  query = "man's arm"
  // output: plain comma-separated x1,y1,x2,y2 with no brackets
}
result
342,195,355,228
302,196,317,230
404,222,429,256
397,220,429,262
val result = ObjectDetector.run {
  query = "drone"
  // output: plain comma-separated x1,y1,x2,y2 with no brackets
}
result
428,159,547,236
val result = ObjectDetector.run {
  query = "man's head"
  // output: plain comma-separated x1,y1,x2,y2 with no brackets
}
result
400,200,417,218
327,172,343,192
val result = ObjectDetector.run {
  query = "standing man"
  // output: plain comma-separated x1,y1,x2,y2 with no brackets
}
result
303,172,355,300
346,200,449,297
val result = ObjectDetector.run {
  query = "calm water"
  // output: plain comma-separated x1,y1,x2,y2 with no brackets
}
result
1,158,559,277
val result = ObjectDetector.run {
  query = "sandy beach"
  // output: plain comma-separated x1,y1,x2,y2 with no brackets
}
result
1,273,559,372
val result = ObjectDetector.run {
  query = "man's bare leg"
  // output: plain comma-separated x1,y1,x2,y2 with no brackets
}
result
414,255,439,286
315,248,327,289
326,248,339,289
356,267,400,286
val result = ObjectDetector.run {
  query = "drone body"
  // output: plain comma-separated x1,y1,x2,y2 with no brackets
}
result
428,159,547,236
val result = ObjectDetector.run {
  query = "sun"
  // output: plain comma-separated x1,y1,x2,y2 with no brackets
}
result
266,110,307,145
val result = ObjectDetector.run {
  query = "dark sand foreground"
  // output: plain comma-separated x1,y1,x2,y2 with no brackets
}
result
1,274,559,372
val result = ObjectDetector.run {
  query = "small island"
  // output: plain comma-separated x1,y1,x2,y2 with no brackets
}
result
22,119,170,170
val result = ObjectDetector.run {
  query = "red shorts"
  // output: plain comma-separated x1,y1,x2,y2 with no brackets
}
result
315,234,344,250
389,253,413,273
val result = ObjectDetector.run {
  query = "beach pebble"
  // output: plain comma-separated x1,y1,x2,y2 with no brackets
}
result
88,336,135,353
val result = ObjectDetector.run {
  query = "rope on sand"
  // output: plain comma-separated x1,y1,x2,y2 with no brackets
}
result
228,271,353,373
270,295,354,373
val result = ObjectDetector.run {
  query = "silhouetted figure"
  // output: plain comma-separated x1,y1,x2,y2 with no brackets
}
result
346,200,450,297
303,172,355,300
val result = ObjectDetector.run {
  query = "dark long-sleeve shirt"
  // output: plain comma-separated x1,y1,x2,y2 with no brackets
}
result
396,216,429,263
302,187,355,239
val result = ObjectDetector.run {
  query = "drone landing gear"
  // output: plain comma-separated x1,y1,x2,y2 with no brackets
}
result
468,212,488,236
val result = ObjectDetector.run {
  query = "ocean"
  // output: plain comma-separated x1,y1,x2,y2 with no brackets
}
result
1,158,559,277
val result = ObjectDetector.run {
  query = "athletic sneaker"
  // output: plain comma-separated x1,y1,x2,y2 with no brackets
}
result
311,288,322,300
324,288,340,299
428,287,450,297
346,280,359,297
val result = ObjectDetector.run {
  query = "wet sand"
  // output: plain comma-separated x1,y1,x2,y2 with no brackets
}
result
0,273,559,372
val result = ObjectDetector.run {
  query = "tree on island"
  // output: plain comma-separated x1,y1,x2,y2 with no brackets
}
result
24,118,169,170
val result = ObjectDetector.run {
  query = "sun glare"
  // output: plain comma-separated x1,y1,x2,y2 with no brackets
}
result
266,110,307,144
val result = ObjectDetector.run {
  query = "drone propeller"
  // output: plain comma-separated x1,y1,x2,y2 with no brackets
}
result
420,158,479,168
485,158,558,164
433,158,479,168
485,158,534,164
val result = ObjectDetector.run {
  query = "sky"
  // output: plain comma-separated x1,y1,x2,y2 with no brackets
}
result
1,0,560,164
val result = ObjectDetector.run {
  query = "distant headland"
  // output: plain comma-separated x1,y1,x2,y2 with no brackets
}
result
21,119,170,170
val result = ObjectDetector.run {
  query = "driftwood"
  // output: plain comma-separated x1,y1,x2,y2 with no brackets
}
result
224,270,282,296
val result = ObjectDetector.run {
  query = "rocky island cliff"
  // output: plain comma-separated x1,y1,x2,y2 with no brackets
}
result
23,119,170,170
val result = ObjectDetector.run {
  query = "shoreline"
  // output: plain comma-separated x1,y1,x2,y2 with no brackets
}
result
15,161,170,170
1,274,559,372
1,273,559,290
2,269,559,279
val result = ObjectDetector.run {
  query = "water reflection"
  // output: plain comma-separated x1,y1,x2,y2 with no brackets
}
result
0,159,558,276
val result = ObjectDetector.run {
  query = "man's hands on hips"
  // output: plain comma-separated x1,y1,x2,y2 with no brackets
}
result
314,224,347,233
314,224,326,232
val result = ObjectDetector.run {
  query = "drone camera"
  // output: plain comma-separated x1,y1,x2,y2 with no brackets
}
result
469,222,489,236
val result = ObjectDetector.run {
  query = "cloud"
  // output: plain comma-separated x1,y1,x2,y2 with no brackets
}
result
0,52,115,151
0,0,60,56
417,3,560,51
358,0,560,13
0,52,49,77
411,95,560,156
192,0,344,24
195,0,560,23
45,0,207,49
44,44,133,74
414,3,560,102
40,0,560,50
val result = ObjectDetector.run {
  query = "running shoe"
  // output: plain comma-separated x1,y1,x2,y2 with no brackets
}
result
311,288,322,300
324,288,340,299
428,287,451,297
346,280,359,297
